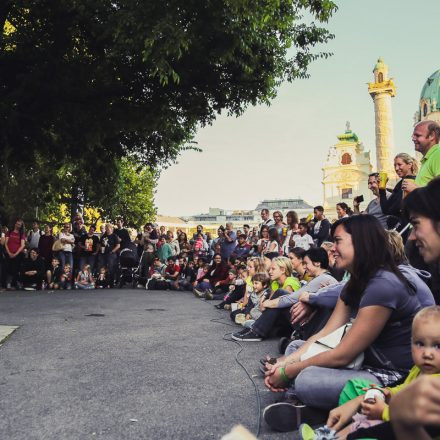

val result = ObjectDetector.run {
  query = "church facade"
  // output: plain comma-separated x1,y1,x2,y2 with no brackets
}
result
322,125,373,219
322,58,396,220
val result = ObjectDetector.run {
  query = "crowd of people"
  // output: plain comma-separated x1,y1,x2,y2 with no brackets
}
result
1,120,440,439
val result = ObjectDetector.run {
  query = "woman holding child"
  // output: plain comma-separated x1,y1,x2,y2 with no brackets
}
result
262,215,435,432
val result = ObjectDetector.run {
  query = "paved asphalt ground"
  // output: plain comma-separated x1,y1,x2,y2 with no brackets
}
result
0,288,305,440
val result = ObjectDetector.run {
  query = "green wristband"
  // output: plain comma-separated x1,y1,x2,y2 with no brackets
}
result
279,366,290,384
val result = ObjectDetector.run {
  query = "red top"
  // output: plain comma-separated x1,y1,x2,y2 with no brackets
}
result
6,230,25,254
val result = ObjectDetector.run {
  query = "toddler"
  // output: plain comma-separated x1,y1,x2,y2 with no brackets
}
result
75,264,95,289
299,305,440,440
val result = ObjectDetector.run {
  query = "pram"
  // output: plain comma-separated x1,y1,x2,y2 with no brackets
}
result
117,242,140,288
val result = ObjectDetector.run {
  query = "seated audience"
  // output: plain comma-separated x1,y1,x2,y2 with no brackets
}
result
262,215,434,429
193,253,229,298
298,306,440,440
232,256,300,341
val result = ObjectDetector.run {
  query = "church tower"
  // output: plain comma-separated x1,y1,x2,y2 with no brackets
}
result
368,58,396,176
322,124,373,220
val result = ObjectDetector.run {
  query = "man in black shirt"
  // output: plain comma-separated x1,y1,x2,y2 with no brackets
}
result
115,217,132,249
79,225,100,274
98,224,120,287
20,248,45,290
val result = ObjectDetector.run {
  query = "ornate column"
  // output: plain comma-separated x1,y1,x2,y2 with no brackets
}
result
368,58,396,176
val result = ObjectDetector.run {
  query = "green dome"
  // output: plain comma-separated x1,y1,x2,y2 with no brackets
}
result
374,57,385,71
420,70,440,110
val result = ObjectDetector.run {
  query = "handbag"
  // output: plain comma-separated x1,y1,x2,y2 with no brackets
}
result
52,239,64,252
300,322,364,370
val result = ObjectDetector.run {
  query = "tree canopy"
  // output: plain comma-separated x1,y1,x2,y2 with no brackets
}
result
0,0,336,224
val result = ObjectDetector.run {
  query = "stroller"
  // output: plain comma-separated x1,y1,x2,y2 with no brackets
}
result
117,242,140,288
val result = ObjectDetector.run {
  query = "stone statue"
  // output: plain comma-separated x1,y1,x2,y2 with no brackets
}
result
346,121,351,131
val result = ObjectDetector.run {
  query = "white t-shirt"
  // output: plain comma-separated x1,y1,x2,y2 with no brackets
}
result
292,233,314,250
58,232,74,252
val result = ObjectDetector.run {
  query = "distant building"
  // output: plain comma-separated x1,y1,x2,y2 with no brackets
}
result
322,125,373,220
183,198,314,231
414,69,440,125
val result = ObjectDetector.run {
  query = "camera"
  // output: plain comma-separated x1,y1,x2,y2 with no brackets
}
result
354,195,364,204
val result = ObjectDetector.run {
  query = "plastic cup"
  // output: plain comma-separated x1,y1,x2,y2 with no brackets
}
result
379,172,388,190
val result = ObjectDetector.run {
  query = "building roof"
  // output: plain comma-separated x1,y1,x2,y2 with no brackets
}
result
255,198,313,211
155,215,188,225
420,70,440,110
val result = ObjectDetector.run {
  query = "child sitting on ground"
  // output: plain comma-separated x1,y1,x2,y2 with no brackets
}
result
75,264,95,289
298,305,440,440
241,272,271,328
47,258,63,290
59,264,72,289
205,269,237,300
95,266,110,289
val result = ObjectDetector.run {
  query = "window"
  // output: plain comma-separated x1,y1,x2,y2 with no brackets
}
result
341,188,352,199
423,103,428,116
378,72,383,82
341,153,352,165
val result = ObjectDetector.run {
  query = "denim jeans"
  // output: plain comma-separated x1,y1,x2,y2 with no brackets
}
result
284,340,378,410
252,289,292,338
196,281,212,292
58,251,73,274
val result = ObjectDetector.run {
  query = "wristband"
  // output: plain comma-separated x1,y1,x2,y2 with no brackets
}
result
279,366,290,384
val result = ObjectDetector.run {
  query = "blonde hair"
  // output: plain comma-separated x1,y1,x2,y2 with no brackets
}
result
271,256,293,278
394,153,419,175
385,230,408,265
247,257,267,275
413,305,440,327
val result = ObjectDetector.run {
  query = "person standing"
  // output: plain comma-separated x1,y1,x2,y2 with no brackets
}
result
403,120,440,193
259,209,275,233
378,153,418,230
354,173,390,229
5,219,26,289
58,222,75,276
38,224,54,271
221,222,237,261
98,224,120,286
309,206,331,247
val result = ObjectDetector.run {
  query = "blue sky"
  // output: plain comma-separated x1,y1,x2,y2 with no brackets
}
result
156,0,440,216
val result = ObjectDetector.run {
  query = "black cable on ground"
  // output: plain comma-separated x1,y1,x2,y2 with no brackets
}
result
193,293,263,437
222,332,262,438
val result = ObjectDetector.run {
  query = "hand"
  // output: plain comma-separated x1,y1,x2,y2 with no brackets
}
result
214,282,220,287
327,398,361,431
202,278,209,282
362,384,392,404
264,367,289,392
298,292,309,302
390,376,440,426
402,179,418,193
290,301,314,325
360,398,387,420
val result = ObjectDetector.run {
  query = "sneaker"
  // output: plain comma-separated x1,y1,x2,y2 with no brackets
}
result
263,402,303,432
231,329,262,342
205,290,213,300
214,303,223,309
193,288,204,298
298,423,338,440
